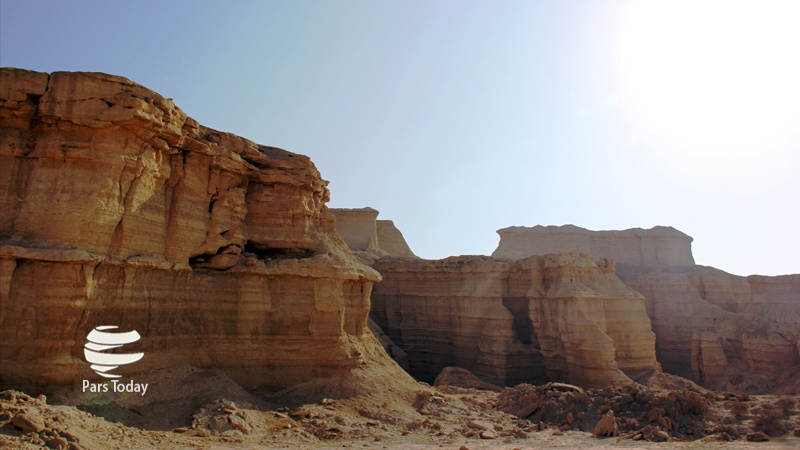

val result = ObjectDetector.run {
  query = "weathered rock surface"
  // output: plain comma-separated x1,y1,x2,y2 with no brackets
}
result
618,267,800,394
376,220,417,259
492,224,800,393
0,68,404,395
331,208,418,260
433,367,502,392
493,225,695,270
332,208,381,254
370,253,660,389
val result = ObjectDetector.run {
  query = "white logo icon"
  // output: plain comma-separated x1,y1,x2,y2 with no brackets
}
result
84,326,144,379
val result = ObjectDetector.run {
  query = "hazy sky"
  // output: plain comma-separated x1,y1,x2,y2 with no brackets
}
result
2,1,799,276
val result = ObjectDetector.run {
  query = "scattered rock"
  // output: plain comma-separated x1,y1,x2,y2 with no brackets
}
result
192,399,252,435
496,384,540,418
434,367,502,392
480,429,498,439
289,408,310,418
544,382,584,393
45,436,68,449
467,420,494,431
186,428,211,437
11,413,45,433
746,431,770,442
592,411,619,438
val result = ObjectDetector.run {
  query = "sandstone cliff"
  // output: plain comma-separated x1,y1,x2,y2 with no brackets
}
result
370,253,660,389
0,68,408,395
332,208,381,254
492,225,800,393
332,208,418,260
376,220,417,259
493,225,695,270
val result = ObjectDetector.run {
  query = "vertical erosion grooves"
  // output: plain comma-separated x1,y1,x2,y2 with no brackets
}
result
369,254,660,389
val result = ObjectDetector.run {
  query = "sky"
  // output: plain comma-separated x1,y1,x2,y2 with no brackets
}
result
1,0,799,276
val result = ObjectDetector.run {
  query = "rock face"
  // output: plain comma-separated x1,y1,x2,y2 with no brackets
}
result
0,68,395,394
492,225,800,393
332,208,381,253
376,220,417,259
370,253,660,389
332,208,418,259
493,225,695,270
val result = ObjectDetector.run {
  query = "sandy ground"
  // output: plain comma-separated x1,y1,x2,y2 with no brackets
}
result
2,368,800,450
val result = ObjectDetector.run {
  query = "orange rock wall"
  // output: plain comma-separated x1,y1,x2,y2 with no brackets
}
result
0,69,383,394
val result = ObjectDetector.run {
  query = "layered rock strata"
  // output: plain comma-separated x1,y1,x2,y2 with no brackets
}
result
493,225,800,393
493,225,695,270
0,69,394,395
370,253,660,389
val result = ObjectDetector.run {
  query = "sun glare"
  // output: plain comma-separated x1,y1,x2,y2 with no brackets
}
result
615,1,800,160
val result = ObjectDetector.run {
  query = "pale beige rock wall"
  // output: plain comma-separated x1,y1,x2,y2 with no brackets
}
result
331,208,418,259
493,225,695,270
492,223,800,393
370,253,659,389
376,220,418,258
0,68,392,394
621,265,800,393
332,208,380,253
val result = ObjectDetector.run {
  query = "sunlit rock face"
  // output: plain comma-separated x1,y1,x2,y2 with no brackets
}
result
0,68,390,394
332,208,381,253
331,208,418,260
376,220,417,259
492,225,695,270
492,224,800,393
370,253,660,389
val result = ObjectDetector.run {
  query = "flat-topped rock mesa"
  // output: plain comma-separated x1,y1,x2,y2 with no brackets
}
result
370,253,660,389
491,224,800,394
0,68,408,395
493,225,695,270
331,208,418,259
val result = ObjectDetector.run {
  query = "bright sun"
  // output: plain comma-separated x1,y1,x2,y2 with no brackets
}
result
615,1,800,160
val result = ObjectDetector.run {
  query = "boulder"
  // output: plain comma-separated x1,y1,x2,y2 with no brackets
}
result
434,367,502,392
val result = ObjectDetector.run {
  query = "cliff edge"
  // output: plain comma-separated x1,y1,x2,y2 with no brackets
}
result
492,224,800,393
0,69,412,400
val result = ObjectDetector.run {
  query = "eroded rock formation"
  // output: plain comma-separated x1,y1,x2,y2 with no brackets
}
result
332,208,418,260
332,208,381,254
376,220,417,259
370,253,660,389
493,225,695,270
493,225,800,393
0,68,403,395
